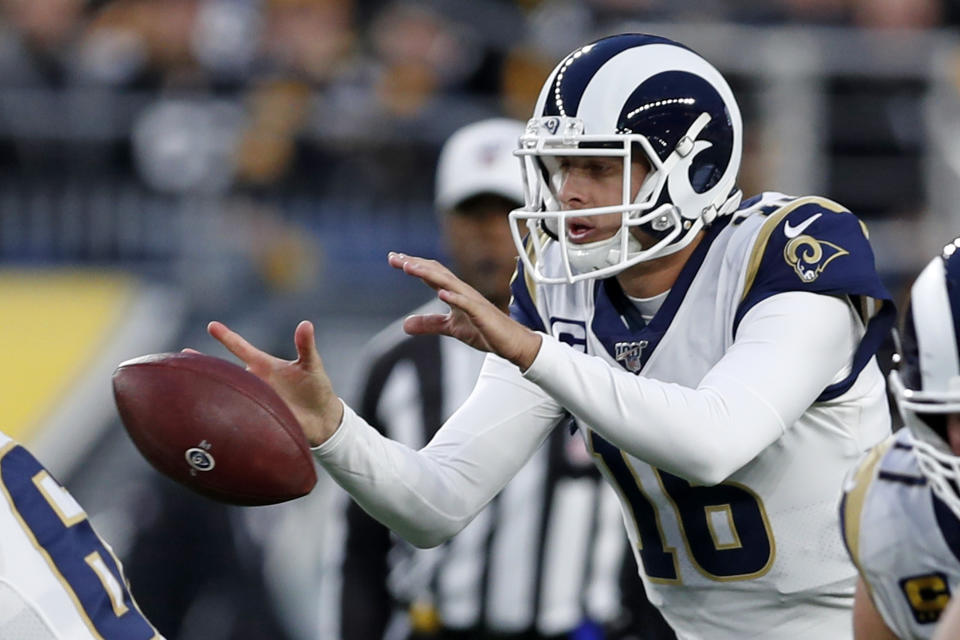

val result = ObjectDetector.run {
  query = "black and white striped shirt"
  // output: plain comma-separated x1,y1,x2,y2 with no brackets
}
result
335,300,674,640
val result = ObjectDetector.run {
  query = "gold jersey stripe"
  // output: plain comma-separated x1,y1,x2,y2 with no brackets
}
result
740,196,849,302
843,436,896,573
509,231,542,311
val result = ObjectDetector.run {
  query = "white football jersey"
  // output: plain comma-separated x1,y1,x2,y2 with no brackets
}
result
0,431,161,640
842,429,960,640
509,192,894,639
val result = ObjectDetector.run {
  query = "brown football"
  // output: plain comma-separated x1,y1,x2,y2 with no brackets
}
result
113,351,317,506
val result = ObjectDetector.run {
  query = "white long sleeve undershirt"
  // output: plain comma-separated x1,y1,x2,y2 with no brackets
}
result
314,291,859,547
524,291,859,485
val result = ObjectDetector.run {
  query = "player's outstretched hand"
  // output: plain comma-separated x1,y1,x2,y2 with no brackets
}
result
207,320,343,447
388,252,542,370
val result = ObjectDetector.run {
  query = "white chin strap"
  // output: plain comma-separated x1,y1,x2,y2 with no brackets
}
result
566,227,643,275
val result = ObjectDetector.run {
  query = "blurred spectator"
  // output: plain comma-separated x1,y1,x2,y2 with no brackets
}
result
850,0,943,29
132,96,243,193
233,79,312,188
259,0,356,83
77,0,203,88
0,0,86,85
191,0,263,82
367,1,479,116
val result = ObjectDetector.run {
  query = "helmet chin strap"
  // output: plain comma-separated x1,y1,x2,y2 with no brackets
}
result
566,232,624,274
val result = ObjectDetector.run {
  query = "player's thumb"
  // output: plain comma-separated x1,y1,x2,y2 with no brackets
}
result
294,320,321,368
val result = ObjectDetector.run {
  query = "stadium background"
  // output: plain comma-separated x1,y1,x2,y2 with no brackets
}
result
2,0,960,638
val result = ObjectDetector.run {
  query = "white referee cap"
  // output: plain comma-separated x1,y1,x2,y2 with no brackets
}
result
434,118,525,212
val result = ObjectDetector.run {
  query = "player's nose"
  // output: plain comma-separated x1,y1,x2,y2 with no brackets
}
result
558,172,589,209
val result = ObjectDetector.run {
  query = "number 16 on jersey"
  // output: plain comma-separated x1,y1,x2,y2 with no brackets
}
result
589,431,775,583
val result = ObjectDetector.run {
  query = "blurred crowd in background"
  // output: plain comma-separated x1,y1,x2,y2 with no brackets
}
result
1,0,959,313
4,1,960,639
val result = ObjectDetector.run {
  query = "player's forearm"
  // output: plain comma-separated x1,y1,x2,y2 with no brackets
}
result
313,358,562,547
524,337,779,484
523,292,857,485
313,403,474,547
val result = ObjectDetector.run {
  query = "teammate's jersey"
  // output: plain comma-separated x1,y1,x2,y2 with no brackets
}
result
841,428,960,640
509,192,894,639
0,431,161,640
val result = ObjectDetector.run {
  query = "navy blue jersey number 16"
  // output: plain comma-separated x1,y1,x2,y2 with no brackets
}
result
589,432,774,582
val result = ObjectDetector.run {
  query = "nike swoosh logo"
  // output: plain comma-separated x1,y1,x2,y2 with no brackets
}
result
783,213,822,239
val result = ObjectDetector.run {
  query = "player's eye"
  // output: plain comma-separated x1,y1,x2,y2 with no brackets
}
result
586,160,615,177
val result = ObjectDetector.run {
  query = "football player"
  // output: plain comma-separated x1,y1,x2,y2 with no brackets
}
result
0,430,162,639
841,239,960,640
207,34,894,639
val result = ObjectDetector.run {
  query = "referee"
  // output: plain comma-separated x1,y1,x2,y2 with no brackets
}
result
335,119,675,640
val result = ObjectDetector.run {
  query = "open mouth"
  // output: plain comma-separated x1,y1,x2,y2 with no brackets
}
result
566,218,596,243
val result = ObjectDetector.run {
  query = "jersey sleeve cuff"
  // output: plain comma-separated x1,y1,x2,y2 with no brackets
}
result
310,398,353,460
521,332,563,382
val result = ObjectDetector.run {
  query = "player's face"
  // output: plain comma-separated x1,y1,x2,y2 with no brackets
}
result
948,414,960,455
556,155,650,245
444,195,519,312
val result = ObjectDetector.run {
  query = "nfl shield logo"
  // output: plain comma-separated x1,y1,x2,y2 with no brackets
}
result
614,341,648,373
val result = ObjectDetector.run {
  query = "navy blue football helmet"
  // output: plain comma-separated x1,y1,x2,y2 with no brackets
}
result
890,237,960,518
509,33,743,284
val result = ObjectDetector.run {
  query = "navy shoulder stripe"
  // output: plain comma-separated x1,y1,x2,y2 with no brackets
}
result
877,470,927,487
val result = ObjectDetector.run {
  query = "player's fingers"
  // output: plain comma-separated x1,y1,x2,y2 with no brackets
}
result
391,254,463,292
208,321,265,365
181,348,202,355
293,320,320,368
402,313,449,336
403,258,469,291
437,288,479,315
438,289,491,324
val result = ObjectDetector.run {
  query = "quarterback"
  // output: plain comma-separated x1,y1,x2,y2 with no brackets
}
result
841,240,960,640
0,430,161,639
208,34,893,639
